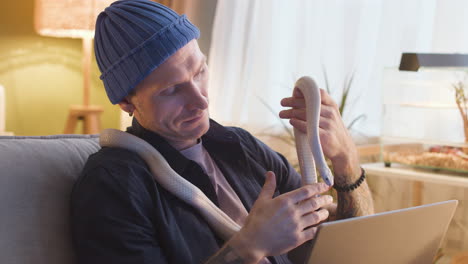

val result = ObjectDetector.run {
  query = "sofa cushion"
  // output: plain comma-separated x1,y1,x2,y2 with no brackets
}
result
0,134,100,264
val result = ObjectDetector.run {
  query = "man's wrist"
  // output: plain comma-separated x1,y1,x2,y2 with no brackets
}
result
330,153,361,186
205,232,263,264
333,168,366,192
226,231,264,264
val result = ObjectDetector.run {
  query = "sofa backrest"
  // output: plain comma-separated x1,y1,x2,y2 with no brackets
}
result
0,134,100,264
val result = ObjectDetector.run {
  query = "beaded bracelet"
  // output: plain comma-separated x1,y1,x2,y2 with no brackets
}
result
333,167,366,192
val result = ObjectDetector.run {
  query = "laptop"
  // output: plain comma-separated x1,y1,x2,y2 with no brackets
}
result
297,200,458,264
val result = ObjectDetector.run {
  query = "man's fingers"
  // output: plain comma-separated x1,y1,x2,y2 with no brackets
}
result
320,89,339,108
297,195,333,214
288,119,307,133
301,226,319,242
322,203,338,221
259,171,277,200
322,202,337,213
279,108,306,120
301,208,330,229
280,97,306,108
283,183,330,204
320,104,339,120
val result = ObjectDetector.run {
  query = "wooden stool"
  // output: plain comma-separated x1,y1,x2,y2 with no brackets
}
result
63,105,104,134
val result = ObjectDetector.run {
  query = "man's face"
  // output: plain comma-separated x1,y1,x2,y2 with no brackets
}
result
122,40,210,150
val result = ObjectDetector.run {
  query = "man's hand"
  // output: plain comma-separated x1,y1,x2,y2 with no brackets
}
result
278,86,374,221
221,172,333,263
279,87,360,185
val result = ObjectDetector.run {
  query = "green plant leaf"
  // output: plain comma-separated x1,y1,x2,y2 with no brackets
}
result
347,114,366,130
339,70,355,116
322,64,331,94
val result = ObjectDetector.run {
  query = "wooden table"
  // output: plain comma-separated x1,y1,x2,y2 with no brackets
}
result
362,163,468,262
362,162,468,206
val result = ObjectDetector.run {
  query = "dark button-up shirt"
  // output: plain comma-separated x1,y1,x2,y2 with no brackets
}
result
71,119,300,263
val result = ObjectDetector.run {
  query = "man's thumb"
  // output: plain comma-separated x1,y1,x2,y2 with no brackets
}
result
259,171,276,199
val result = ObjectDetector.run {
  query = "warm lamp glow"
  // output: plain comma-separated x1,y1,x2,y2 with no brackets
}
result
34,0,114,39
34,0,116,134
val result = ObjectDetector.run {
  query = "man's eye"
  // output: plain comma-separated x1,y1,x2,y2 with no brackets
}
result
195,67,206,79
160,86,176,96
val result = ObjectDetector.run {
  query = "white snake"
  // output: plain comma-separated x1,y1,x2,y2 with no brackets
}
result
99,76,333,241
293,77,334,187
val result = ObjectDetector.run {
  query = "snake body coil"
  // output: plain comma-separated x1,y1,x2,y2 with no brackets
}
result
99,76,333,240
293,76,334,186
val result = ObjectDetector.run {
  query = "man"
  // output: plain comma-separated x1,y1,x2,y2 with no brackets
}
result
71,1,374,263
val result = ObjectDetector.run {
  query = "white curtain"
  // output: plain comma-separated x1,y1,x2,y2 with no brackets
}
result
208,0,468,136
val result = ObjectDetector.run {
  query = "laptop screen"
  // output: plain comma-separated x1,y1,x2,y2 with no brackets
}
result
302,200,457,264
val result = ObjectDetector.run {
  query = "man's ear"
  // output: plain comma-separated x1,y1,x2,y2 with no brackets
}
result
118,96,136,115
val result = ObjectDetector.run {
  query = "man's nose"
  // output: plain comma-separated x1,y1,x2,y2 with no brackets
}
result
186,81,208,110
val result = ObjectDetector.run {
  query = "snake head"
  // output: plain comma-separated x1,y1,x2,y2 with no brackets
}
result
321,168,334,186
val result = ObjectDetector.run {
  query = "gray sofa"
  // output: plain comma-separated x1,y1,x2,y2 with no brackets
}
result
0,134,100,264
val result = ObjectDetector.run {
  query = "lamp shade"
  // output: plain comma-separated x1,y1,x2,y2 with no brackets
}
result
34,0,115,39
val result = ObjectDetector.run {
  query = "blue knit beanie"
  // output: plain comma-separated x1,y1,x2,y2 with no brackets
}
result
94,0,200,104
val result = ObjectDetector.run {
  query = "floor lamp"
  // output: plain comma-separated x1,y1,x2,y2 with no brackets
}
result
34,0,115,134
